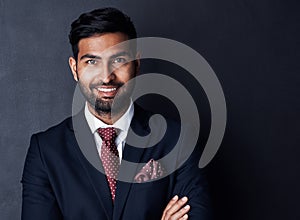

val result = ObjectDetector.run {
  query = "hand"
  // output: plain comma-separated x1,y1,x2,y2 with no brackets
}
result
161,195,190,220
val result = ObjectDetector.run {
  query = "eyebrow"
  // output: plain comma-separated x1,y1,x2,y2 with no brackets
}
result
80,51,132,61
80,54,101,60
110,51,131,59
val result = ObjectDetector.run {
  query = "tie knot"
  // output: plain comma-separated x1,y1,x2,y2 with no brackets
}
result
97,127,117,141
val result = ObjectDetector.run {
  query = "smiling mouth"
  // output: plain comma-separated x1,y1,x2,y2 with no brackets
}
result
96,87,117,92
94,86,119,98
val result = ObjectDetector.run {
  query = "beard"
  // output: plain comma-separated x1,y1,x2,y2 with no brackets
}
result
78,79,134,116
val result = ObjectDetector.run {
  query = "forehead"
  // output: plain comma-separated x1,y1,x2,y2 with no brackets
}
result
77,32,130,57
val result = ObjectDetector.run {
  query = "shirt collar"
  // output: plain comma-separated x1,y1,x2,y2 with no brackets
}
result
84,101,134,134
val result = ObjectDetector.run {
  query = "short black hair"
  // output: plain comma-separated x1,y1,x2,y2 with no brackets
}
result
69,7,137,60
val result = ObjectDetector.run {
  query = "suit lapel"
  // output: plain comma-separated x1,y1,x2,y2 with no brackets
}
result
113,105,152,220
68,106,152,220
68,111,113,219
113,144,145,220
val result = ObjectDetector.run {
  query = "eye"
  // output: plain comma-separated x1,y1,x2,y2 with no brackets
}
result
86,59,97,65
113,57,126,64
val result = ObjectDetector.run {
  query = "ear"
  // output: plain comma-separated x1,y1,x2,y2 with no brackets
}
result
69,57,78,81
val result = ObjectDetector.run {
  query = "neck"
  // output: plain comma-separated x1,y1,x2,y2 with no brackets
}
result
87,102,129,125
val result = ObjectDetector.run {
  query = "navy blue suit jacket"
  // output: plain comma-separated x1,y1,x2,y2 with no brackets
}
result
21,106,212,220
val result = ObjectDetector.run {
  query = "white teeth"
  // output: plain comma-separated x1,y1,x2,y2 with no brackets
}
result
97,87,117,92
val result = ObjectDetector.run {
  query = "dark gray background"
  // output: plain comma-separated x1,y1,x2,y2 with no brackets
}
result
1,0,299,219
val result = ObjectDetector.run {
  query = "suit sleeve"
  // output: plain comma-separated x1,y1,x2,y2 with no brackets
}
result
172,126,213,220
21,134,63,220
173,159,213,219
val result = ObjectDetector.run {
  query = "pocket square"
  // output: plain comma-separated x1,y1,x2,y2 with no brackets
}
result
134,159,165,183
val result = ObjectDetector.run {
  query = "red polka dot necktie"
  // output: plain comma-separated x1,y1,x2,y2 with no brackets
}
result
97,127,120,202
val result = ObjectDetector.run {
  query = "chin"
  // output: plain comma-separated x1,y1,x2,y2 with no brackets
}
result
94,100,113,113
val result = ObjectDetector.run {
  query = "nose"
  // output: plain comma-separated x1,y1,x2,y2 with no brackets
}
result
101,63,115,84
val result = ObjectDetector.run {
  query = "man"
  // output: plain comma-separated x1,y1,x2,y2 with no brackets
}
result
21,7,212,220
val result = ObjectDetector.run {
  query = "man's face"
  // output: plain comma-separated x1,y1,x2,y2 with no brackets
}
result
69,32,139,115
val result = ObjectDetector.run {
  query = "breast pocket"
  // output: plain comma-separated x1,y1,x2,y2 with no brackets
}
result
125,177,171,219
131,176,170,192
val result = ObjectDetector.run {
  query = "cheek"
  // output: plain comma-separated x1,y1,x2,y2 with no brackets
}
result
120,65,136,81
77,72,93,88
77,67,95,82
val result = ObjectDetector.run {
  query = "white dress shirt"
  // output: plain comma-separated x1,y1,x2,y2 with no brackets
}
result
84,101,134,164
